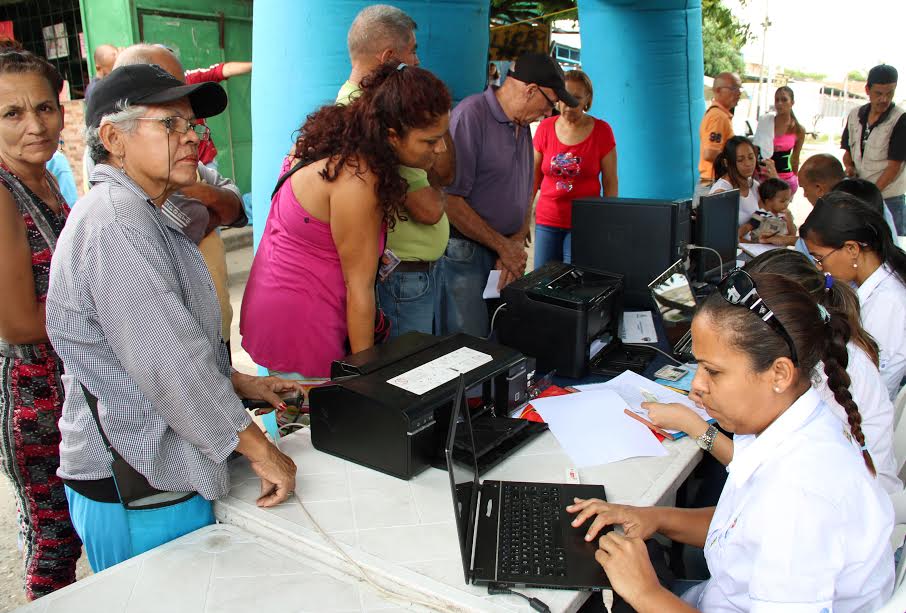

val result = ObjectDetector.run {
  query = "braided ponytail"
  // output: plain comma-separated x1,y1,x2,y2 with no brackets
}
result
700,270,877,476
821,314,877,475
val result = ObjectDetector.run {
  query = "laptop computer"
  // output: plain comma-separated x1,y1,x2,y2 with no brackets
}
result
445,375,610,590
648,260,699,362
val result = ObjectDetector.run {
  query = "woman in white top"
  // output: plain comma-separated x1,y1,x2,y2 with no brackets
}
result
802,191,906,399
708,136,774,226
646,249,901,494
569,271,894,612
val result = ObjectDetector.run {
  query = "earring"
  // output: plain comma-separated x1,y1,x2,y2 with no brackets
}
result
853,262,858,269
773,387,781,393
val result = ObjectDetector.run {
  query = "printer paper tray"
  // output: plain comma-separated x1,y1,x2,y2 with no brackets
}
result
442,417,548,475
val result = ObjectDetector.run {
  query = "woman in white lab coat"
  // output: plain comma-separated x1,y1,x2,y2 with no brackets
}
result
801,191,906,399
647,249,902,495
569,271,894,612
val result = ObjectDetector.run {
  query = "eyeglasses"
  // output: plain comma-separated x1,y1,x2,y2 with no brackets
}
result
811,246,842,268
718,86,742,93
136,116,210,141
536,87,558,111
717,269,799,365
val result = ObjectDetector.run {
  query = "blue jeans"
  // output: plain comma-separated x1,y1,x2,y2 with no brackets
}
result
534,223,572,267
884,195,906,236
377,267,439,338
64,486,214,572
435,237,498,337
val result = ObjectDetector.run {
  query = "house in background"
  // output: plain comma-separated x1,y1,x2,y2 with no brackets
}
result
0,0,252,193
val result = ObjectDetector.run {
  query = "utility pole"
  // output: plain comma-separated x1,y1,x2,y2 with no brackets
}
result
756,2,772,119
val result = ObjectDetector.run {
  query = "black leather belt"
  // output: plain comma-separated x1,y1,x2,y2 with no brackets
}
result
396,261,432,273
449,226,469,241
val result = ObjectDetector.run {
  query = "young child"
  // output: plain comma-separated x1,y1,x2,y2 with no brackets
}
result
739,177,796,245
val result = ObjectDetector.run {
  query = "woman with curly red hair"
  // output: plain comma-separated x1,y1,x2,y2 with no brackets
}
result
240,62,451,377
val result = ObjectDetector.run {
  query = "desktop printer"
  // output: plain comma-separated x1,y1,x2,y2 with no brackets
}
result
310,333,546,480
497,262,623,379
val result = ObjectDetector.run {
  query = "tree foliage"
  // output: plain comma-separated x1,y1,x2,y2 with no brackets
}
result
786,68,827,81
702,0,750,76
847,70,867,82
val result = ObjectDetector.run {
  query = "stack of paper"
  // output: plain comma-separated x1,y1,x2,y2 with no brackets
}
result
576,371,713,439
531,389,667,467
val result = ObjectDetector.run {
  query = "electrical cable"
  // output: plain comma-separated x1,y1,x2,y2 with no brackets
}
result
291,492,454,611
622,342,684,366
487,584,551,612
269,428,451,610
486,302,508,340
686,244,726,279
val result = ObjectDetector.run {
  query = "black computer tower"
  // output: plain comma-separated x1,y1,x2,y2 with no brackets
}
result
571,197,692,308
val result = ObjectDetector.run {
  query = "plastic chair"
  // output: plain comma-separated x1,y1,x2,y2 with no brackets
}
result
874,534,906,612
894,385,906,430
896,400,906,482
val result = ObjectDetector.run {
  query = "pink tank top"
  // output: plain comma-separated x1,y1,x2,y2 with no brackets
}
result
240,163,384,377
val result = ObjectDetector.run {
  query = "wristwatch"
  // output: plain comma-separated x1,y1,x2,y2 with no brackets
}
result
695,424,718,452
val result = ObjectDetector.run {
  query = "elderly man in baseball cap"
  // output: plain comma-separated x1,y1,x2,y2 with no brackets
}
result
435,52,578,337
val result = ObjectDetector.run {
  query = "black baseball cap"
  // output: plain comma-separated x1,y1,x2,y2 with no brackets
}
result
86,63,228,128
508,53,579,108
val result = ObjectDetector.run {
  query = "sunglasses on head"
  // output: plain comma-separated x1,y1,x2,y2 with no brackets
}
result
717,269,799,365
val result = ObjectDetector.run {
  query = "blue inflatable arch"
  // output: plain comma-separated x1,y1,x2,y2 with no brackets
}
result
250,0,705,241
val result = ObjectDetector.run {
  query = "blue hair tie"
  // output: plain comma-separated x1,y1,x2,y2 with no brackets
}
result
823,273,834,290
397,62,408,71
861,444,868,451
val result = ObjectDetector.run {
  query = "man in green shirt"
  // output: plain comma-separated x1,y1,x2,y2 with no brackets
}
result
340,4,453,337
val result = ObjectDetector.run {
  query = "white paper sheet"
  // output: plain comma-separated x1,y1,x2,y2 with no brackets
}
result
576,371,713,434
531,390,667,466
739,243,783,257
482,270,502,299
386,347,492,395
619,311,658,343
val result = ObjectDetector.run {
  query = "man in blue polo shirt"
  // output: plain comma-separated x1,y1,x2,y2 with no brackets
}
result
437,53,578,337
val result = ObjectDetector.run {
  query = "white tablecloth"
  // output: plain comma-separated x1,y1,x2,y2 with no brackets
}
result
214,428,702,612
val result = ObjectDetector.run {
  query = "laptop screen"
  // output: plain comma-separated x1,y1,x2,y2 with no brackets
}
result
648,260,697,346
445,375,480,583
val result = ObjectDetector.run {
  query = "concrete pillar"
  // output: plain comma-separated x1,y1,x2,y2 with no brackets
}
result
250,0,489,245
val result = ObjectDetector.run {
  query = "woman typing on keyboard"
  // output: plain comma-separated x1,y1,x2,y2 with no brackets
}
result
568,270,894,612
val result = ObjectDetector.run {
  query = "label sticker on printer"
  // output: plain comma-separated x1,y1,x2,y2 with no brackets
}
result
387,347,493,395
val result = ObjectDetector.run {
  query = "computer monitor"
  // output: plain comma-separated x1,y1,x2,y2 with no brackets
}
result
648,260,697,353
692,189,739,282
572,197,691,308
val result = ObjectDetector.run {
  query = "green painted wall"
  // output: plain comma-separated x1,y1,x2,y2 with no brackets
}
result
79,0,253,193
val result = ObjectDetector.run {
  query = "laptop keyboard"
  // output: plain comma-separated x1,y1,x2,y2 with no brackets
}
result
498,484,567,578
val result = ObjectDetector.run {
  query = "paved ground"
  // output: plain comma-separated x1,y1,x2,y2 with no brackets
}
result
0,142,837,611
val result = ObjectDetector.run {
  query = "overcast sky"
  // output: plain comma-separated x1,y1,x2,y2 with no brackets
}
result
726,0,906,81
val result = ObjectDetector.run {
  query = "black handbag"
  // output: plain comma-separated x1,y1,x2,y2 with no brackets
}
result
80,384,193,509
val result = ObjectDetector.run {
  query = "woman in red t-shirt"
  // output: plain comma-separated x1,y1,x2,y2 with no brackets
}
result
531,70,617,267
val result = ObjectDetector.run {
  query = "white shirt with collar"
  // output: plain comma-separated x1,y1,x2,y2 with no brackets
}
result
817,341,901,495
858,263,906,399
684,389,894,613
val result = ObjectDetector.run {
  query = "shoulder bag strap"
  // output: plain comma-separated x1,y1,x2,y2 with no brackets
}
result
271,160,307,200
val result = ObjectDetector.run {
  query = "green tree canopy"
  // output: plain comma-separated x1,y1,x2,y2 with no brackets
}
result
702,0,750,76
786,68,827,81
847,70,867,82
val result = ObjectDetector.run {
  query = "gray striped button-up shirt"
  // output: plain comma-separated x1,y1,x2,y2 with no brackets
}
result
46,164,251,500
